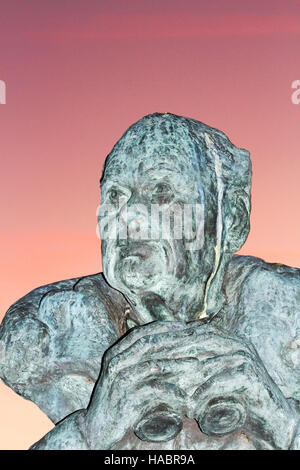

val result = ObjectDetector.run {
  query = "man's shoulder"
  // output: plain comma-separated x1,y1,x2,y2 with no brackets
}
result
223,255,300,399
225,254,300,303
0,273,129,423
5,272,124,309
2,273,128,333
227,253,300,277
0,272,129,375
224,254,300,328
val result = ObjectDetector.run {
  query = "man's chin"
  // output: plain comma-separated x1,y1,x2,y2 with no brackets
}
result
102,239,181,301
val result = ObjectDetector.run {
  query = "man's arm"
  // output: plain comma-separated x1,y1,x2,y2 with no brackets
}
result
29,410,90,450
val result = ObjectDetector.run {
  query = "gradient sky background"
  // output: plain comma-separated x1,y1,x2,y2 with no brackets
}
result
0,0,299,449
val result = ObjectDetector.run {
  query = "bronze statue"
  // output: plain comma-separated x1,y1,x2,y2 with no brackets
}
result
0,113,299,449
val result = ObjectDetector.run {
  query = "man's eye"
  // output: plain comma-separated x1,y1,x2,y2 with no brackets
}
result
151,183,173,204
154,183,172,194
108,189,119,202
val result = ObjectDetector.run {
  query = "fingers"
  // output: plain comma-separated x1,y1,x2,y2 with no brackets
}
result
99,320,260,426
189,352,256,413
90,357,191,428
105,354,197,391
103,322,256,381
114,356,199,391
104,327,198,377
145,331,255,364
104,320,188,364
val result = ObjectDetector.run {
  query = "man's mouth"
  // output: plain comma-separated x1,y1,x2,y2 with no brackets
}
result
118,241,155,259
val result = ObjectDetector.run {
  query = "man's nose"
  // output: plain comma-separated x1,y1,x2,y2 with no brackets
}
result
119,192,150,240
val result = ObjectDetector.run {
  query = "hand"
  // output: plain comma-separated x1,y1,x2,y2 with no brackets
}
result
85,321,191,449
84,320,297,449
176,321,298,449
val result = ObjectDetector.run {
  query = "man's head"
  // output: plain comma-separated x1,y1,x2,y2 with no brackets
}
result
98,113,251,324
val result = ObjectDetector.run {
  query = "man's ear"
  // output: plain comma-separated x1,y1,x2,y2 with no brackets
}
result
223,187,251,253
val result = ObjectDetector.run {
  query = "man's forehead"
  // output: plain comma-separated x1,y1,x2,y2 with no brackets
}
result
102,145,197,184
100,113,210,185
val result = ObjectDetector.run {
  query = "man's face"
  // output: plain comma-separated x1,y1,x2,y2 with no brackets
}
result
98,139,217,324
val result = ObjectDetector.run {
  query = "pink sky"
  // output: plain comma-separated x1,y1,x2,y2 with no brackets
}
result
0,0,299,449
